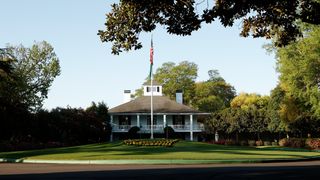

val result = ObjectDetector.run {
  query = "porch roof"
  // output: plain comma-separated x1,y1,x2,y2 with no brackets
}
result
109,96,209,115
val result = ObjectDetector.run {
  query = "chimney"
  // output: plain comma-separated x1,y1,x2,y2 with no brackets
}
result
123,90,132,103
176,90,183,104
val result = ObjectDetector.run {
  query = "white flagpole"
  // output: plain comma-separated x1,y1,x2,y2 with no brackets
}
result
150,35,154,140
151,73,154,139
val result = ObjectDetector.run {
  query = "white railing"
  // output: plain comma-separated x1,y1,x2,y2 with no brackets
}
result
140,125,164,131
113,125,135,132
112,124,205,132
169,124,204,131
170,125,190,130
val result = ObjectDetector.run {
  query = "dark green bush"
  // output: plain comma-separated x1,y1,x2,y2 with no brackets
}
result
163,126,175,139
290,138,305,148
128,126,140,139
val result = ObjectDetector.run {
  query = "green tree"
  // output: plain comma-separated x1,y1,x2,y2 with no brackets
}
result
206,107,248,142
224,107,248,142
276,25,320,118
231,93,269,110
6,41,61,111
206,110,228,135
134,87,144,97
246,106,268,140
231,93,270,140
0,48,15,79
99,0,320,54
153,61,198,105
0,48,17,107
86,101,109,119
193,70,235,112
208,69,224,82
266,85,287,133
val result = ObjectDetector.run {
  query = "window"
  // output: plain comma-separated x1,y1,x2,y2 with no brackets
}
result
146,86,159,93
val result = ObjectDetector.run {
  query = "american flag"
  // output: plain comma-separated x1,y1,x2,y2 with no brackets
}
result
149,38,154,78
150,38,154,64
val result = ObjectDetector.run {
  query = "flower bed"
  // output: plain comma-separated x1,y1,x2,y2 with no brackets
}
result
279,138,305,148
123,139,179,147
306,138,320,150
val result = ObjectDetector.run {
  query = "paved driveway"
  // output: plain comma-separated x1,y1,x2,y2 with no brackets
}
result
1,161,320,179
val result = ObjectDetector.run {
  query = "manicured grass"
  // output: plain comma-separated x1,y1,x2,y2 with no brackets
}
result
0,141,319,161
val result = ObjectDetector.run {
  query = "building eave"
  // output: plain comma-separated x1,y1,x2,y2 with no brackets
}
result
108,112,211,116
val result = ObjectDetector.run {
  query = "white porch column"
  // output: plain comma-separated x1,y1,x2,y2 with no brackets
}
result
137,115,140,127
163,115,167,127
110,115,113,142
190,114,193,141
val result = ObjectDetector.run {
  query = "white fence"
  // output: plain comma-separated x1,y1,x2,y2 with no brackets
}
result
112,124,204,132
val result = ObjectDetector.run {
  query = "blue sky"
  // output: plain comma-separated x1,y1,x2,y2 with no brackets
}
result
1,0,278,109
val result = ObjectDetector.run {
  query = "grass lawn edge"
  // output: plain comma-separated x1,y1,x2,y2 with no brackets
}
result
1,141,320,165
2,156,320,165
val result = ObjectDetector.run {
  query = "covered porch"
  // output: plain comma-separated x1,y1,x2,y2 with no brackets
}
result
109,113,208,141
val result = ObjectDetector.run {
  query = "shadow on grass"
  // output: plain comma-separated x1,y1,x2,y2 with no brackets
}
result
0,141,319,160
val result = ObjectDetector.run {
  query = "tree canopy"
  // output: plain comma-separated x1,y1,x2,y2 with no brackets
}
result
0,48,15,79
276,25,320,118
153,61,198,105
1,41,61,111
193,70,235,112
98,0,320,54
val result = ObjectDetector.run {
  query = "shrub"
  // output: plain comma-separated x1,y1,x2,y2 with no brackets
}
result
213,140,225,145
224,139,236,146
248,140,256,146
128,126,140,139
263,141,271,146
271,142,278,146
256,140,263,146
279,138,306,148
240,140,248,146
305,138,312,148
163,126,175,139
279,138,290,147
290,138,305,148
306,138,320,150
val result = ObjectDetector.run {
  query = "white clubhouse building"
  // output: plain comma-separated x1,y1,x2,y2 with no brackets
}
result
108,81,210,141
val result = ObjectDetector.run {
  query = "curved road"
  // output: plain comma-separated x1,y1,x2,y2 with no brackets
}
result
1,161,320,179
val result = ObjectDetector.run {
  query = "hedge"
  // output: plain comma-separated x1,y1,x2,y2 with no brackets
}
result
279,138,320,149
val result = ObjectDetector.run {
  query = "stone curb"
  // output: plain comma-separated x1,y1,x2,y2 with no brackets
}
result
1,157,320,165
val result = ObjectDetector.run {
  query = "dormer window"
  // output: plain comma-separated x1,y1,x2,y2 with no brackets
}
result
143,81,163,96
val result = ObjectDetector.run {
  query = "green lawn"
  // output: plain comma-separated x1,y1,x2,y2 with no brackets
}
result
0,141,319,161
